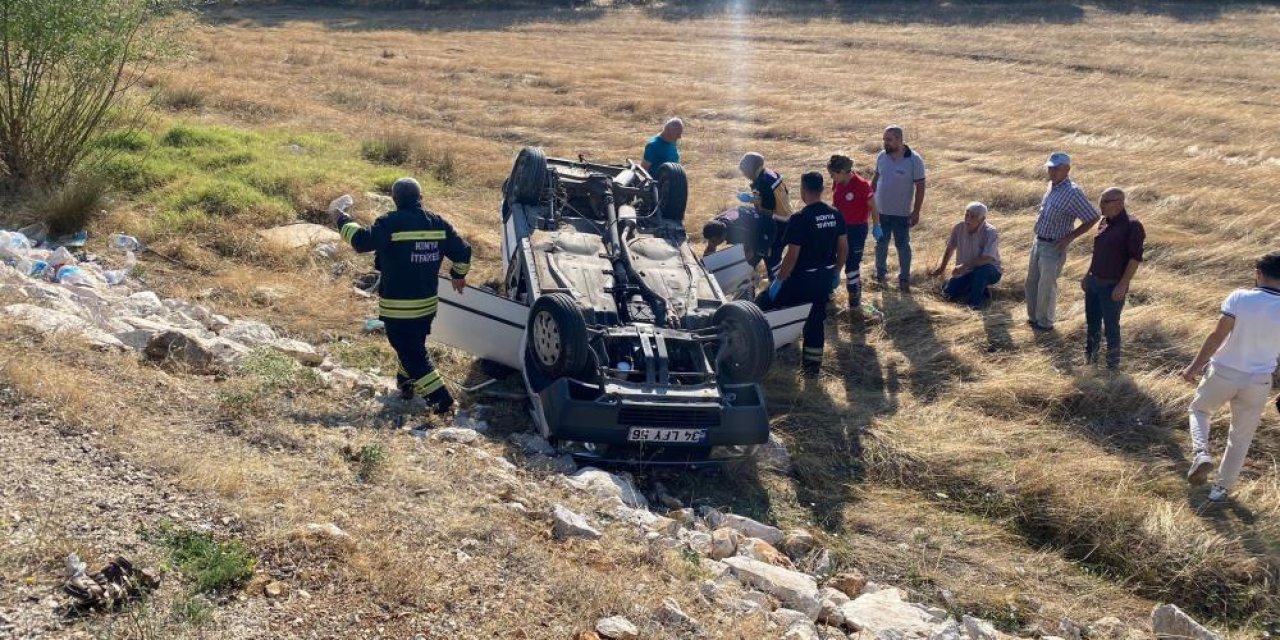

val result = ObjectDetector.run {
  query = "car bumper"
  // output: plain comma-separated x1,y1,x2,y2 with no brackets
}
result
536,378,770,447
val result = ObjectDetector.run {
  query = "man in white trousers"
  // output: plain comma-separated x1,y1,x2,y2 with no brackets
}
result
1182,251,1280,503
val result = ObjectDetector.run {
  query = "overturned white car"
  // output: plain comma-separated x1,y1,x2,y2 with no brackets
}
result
433,148,809,463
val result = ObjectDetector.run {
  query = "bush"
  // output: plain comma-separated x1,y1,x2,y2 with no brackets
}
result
30,175,110,235
0,0,177,189
144,521,256,593
154,85,207,111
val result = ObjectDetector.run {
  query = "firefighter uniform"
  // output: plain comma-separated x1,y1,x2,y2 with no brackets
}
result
772,201,846,372
336,204,471,411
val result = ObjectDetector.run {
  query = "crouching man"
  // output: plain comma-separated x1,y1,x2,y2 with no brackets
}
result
702,205,773,270
929,202,1001,309
333,177,472,414
1182,251,1280,503
767,171,847,376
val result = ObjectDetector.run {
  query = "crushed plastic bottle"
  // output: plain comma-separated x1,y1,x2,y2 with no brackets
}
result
109,233,143,252
0,230,33,259
48,246,76,268
55,265,97,288
14,257,50,279
102,251,137,286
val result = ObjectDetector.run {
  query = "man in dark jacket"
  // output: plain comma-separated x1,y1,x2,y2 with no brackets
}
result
768,171,848,376
332,178,472,413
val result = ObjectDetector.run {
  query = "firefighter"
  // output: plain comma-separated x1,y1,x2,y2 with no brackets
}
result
768,171,848,376
738,152,793,281
332,177,472,414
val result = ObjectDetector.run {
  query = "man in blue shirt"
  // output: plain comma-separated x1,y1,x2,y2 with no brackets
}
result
642,118,683,172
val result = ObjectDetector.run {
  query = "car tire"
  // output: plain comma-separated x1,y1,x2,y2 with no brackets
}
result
510,146,547,206
712,300,774,384
527,293,589,379
655,162,688,222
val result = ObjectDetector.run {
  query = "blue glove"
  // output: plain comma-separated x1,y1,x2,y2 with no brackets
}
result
872,224,884,241
736,192,754,203
768,278,782,301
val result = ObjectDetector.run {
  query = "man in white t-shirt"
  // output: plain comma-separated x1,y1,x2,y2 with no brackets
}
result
1182,251,1280,503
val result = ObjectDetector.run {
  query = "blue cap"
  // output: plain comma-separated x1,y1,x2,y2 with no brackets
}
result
1045,152,1071,168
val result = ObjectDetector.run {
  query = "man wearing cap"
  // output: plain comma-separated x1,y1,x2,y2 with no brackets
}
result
739,152,793,280
871,125,926,293
828,154,877,311
1080,188,1145,369
642,118,683,173
1025,152,1099,331
929,202,1001,310
332,177,473,414
769,171,848,376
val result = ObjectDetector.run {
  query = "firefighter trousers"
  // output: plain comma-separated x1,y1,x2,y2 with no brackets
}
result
384,315,452,407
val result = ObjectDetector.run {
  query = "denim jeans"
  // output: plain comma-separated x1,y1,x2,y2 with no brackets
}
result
943,264,1001,309
1084,275,1125,367
874,215,912,284
843,223,869,306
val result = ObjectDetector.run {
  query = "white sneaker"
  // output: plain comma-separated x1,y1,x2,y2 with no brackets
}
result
1207,484,1229,503
1187,453,1214,485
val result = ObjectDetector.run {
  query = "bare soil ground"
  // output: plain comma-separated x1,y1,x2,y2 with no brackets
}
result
2,2,1280,638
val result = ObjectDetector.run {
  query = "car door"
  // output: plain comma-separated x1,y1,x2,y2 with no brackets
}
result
764,303,810,348
702,244,755,297
432,275,528,370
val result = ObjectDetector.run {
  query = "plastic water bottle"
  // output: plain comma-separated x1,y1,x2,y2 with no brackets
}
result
56,265,96,287
49,247,76,268
109,233,142,252
103,251,137,286
14,257,49,279
0,231,32,258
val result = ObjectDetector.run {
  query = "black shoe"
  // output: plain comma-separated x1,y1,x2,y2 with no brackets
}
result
801,362,821,378
1085,350,1098,365
400,383,415,401
431,395,455,415
898,281,911,293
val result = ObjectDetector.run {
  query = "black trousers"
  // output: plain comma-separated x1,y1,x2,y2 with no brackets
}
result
764,219,788,280
775,268,833,366
384,315,451,405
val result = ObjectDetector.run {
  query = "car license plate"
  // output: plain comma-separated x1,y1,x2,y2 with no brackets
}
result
627,428,707,444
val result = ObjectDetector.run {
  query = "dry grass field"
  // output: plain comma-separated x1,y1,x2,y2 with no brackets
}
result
3,1,1280,638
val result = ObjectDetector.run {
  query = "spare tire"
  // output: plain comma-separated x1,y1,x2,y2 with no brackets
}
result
712,300,774,384
655,162,688,222
510,146,547,206
527,292,590,379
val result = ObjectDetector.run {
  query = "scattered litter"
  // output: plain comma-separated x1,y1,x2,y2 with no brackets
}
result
53,230,89,248
62,553,159,611
109,234,143,252
363,318,385,333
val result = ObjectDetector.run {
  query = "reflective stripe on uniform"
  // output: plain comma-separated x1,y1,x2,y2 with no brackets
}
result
802,347,823,362
391,230,447,242
414,370,443,395
450,262,471,276
379,297,438,319
341,222,362,243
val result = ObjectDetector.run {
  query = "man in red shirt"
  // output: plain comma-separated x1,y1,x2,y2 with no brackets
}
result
828,154,877,311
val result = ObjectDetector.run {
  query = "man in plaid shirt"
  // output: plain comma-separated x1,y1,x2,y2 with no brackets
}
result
1025,152,1099,331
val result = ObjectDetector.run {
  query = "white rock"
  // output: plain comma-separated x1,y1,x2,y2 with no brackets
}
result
1152,604,1219,640
657,598,696,626
818,587,850,627
771,608,811,629
220,319,278,345
510,431,557,456
430,427,481,445
124,291,166,317
838,588,945,639
783,620,821,640
724,556,820,620
700,558,733,582
809,548,834,577
564,467,648,509
687,531,714,555
781,529,817,559
716,513,784,545
933,617,962,640
269,337,324,366
962,615,999,640
728,597,764,616
257,224,341,251
595,615,639,640
551,504,601,540
2,303,125,350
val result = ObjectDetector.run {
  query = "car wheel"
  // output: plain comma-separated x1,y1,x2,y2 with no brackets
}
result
655,162,687,222
527,293,589,379
712,300,774,384
510,146,547,206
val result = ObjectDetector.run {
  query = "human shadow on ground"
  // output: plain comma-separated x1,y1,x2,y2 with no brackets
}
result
1057,372,1187,466
879,290,974,402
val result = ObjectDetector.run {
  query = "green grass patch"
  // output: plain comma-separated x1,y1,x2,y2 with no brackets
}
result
96,121,414,240
143,521,255,594
217,347,322,419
